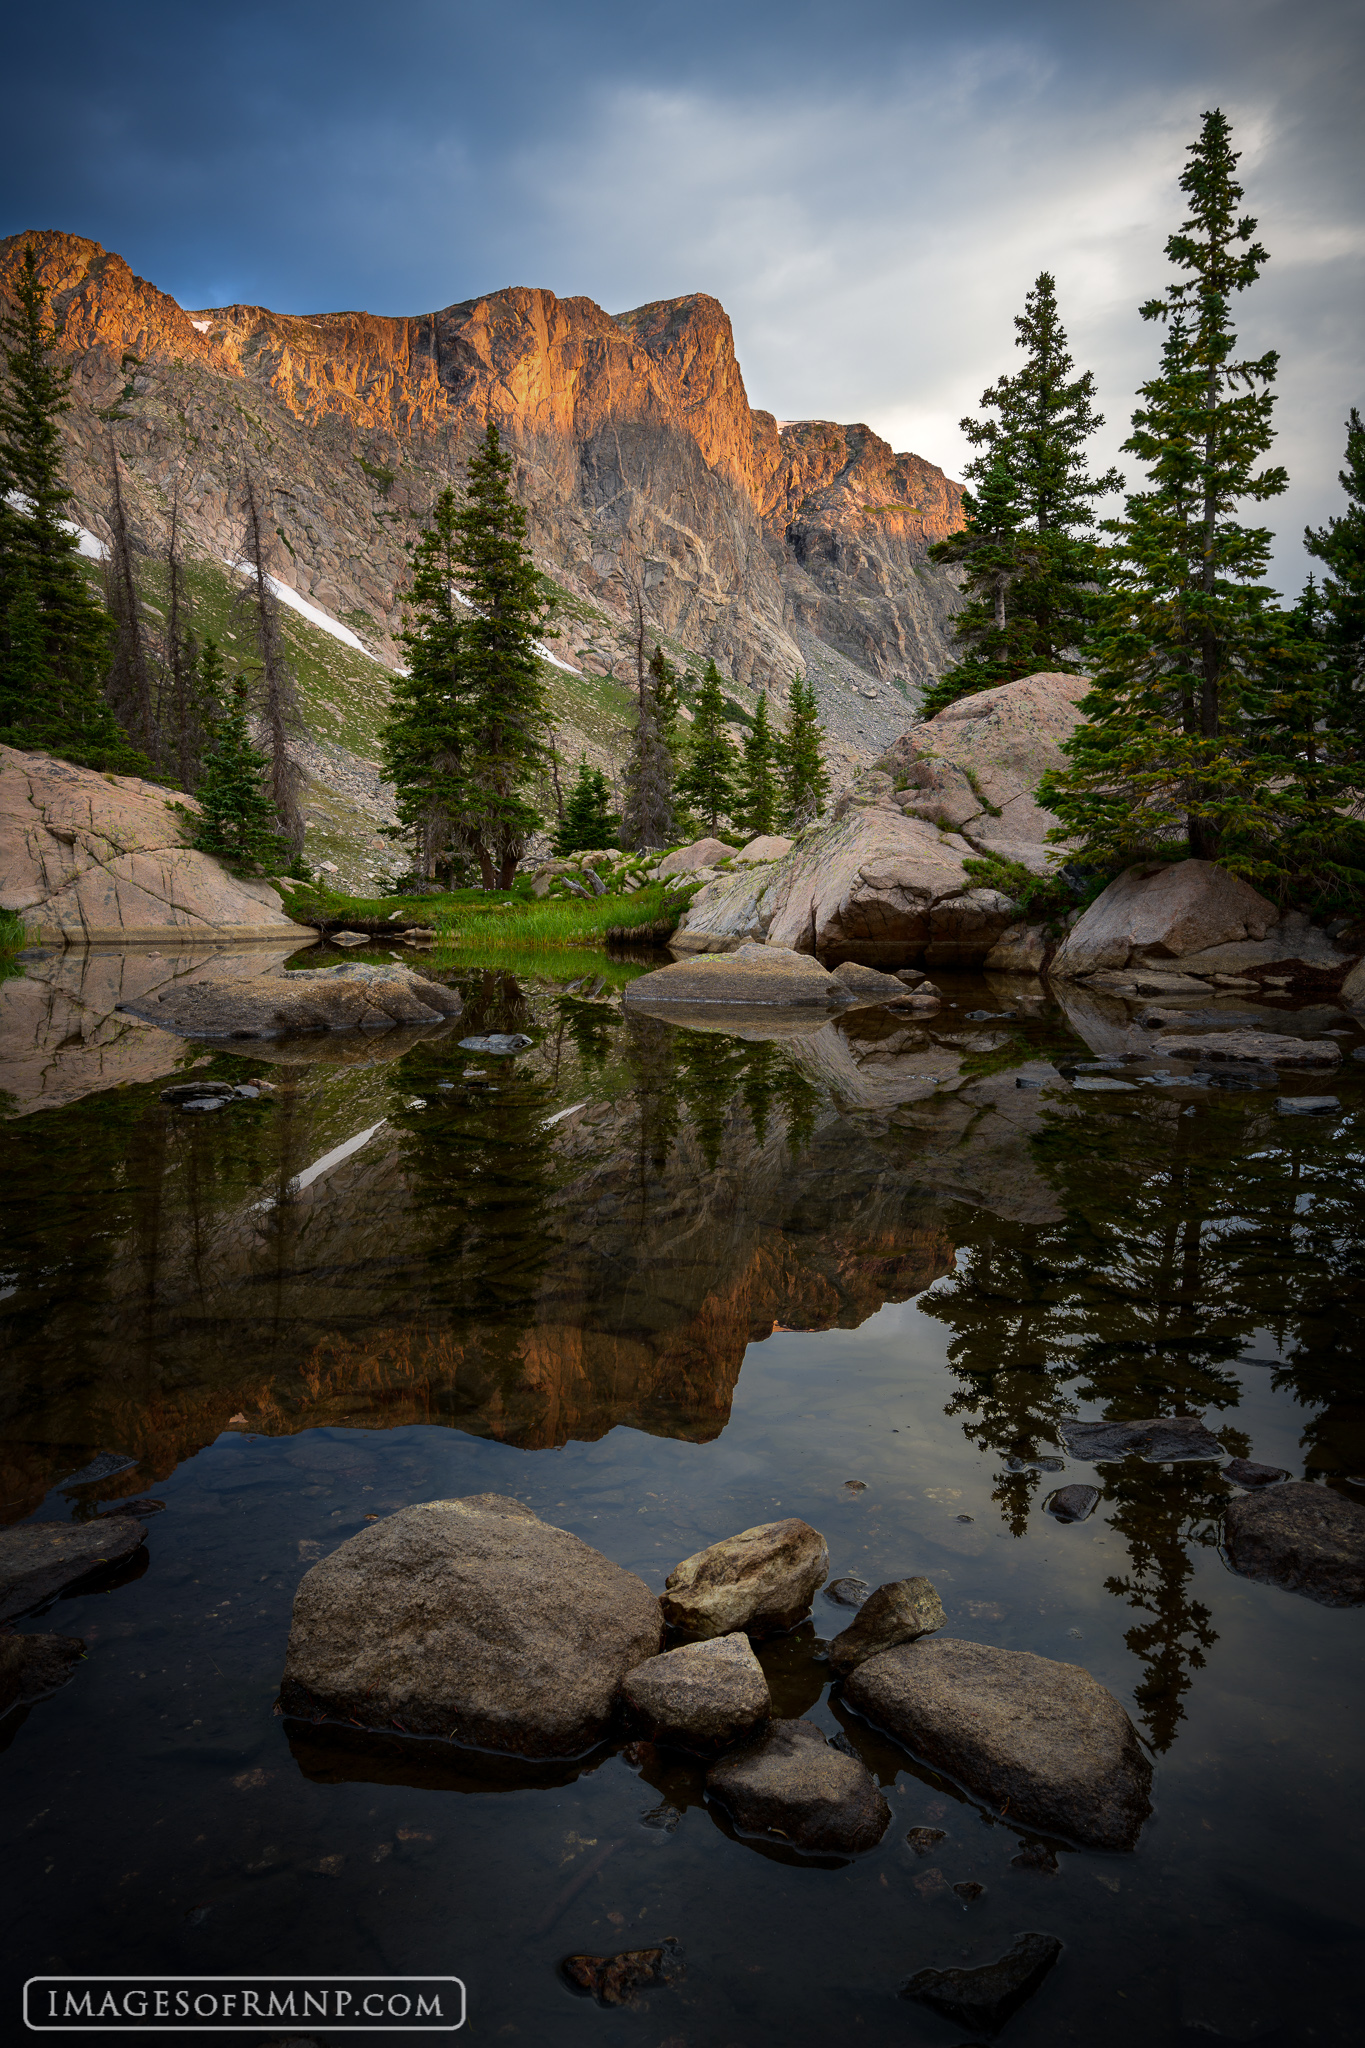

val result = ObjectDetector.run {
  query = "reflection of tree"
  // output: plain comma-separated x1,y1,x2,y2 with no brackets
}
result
920,1093,1365,1747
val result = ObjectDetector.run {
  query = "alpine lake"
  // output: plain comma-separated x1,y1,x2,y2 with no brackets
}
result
2,934,1363,2048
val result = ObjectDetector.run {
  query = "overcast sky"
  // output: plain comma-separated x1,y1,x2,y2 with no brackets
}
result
4,0,1361,593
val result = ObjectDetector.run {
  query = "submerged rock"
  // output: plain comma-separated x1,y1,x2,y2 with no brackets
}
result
1224,1481,1365,1606
1222,1458,1290,1489
561,1938,685,2007
1045,1485,1100,1524
625,944,840,1008
0,1631,85,1712
845,1639,1152,1851
0,1516,147,1624
456,1033,532,1054
906,1826,947,1855
621,1632,771,1752
823,1576,870,1608
120,962,463,1039
1153,1031,1341,1068
826,1577,946,1676
705,1718,891,1856
280,1493,662,1757
901,1930,1064,2036
662,1518,829,1639
1060,1415,1222,1462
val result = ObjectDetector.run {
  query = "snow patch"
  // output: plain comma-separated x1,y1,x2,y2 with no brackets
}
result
450,585,582,674
231,557,387,662
190,319,211,333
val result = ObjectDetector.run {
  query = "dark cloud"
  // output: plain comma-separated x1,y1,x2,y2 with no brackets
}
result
3,0,1361,590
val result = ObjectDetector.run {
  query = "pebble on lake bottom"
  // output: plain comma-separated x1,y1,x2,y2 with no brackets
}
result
906,1827,947,1855
561,1937,685,2008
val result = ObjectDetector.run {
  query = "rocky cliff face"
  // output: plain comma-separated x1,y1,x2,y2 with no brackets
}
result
0,232,963,755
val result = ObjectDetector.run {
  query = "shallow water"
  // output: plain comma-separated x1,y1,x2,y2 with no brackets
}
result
2,952,1363,2045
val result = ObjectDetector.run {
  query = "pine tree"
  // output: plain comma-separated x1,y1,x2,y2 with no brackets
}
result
926,271,1121,713
777,673,829,826
619,587,675,849
0,243,145,772
1043,110,1293,871
450,425,552,887
238,473,305,852
1304,408,1365,745
103,441,162,769
381,485,468,881
737,690,778,836
553,759,620,853
648,642,681,754
675,660,737,831
189,644,282,871
162,486,214,793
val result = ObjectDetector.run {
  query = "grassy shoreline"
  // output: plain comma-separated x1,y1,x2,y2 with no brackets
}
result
279,879,696,950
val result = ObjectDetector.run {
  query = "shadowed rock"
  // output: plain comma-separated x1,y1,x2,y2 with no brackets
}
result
1052,859,1277,978
662,1518,829,1639
1060,1415,1222,1463
829,960,924,1006
826,1577,946,1676
1223,1458,1290,1489
0,1632,85,1712
705,1718,891,1856
561,1938,684,2006
0,1517,147,1624
280,1493,662,1756
120,962,464,1038
621,1632,770,1752
625,944,840,1007
845,1639,1152,1851
1224,1481,1365,1606
1152,1030,1341,1068
1045,1485,1100,1524
901,1931,1064,2036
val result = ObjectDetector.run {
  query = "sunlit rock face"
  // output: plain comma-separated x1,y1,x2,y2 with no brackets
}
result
0,232,963,706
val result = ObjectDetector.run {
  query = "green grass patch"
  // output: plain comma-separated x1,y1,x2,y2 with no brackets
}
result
435,881,696,951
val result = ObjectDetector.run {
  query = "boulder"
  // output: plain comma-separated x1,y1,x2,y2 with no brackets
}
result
1224,1481,1365,1606
1045,1485,1100,1524
1151,1031,1341,1068
661,1518,829,1639
826,1577,946,1676
828,960,922,1006
1223,1458,1290,1488
655,837,732,876
279,1493,663,1757
0,1516,147,1624
620,1631,771,1751
623,943,841,1008
880,672,1089,850
1060,1416,1222,1462
1344,957,1365,1008
0,744,314,944
705,1718,891,1856
901,1931,1064,2036
845,1638,1152,1850
0,1631,85,1713
118,961,464,1038
1051,860,1278,978
670,807,1019,968
736,834,792,863
983,924,1049,973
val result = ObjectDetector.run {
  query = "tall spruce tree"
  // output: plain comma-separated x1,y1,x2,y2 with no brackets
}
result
737,690,779,836
450,425,552,887
777,673,829,826
554,759,619,853
188,644,281,871
162,486,214,792
1304,408,1365,746
381,486,467,882
1043,110,1295,871
619,587,675,849
103,442,162,769
675,660,738,831
0,244,144,771
925,271,1121,714
238,473,305,852
648,642,681,754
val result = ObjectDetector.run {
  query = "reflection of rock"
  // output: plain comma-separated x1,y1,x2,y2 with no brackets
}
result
826,1577,946,1676
280,1493,663,1756
662,1519,829,1639
0,1631,85,1713
0,1516,147,1622
901,1930,1064,2036
705,1718,891,1856
0,744,311,943
846,1638,1152,1850
119,961,464,1038
621,1633,771,1751
983,924,1049,973
0,943,300,1114
1224,1482,1365,1607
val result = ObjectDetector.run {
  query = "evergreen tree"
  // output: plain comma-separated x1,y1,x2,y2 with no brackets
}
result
238,472,305,852
648,642,681,754
163,486,214,793
1043,110,1297,872
737,690,779,836
1304,408,1365,745
103,442,162,769
381,485,467,881
553,758,619,853
675,660,738,831
0,244,145,772
188,644,281,870
926,271,1121,713
619,589,675,849
777,673,829,826
450,425,552,887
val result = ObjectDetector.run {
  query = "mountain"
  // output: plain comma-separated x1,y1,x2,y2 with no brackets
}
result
0,230,965,881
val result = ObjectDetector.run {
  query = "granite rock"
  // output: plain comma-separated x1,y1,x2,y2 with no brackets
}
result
1051,860,1277,978
826,1577,946,1676
1224,1481,1365,1606
119,961,464,1038
705,1717,891,1856
662,1518,829,1639
0,1631,86,1713
621,1632,771,1751
1060,1416,1223,1462
0,1516,147,1624
901,1930,1064,2036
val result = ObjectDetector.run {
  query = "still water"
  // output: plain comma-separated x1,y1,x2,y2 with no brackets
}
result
2,946,1363,2045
